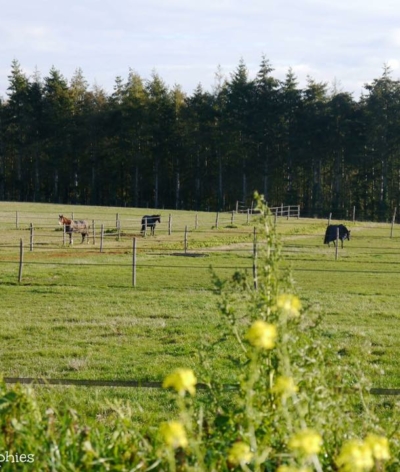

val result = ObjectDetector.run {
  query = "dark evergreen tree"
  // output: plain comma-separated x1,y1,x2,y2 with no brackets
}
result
362,65,400,220
225,59,256,206
146,72,174,208
254,56,280,204
185,84,216,210
4,60,32,200
326,91,361,218
277,68,303,208
42,66,73,202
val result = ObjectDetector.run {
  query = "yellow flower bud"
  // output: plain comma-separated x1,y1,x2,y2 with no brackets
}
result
159,421,188,449
163,368,197,396
277,294,302,318
227,442,253,466
272,376,299,398
364,434,390,461
245,320,277,349
288,429,322,457
336,439,374,472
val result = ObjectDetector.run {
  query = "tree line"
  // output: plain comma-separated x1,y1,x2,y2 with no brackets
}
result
1,58,400,221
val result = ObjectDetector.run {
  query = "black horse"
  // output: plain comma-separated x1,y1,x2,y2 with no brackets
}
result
141,215,161,235
324,224,351,248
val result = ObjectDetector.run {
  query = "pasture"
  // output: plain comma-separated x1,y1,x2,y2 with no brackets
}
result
1,202,400,426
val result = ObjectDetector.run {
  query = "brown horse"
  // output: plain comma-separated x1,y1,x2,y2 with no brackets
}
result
58,215,90,244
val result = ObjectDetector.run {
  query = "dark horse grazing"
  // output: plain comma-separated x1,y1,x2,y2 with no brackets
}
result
324,224,351,248
141,215,161,235
58,215,90,244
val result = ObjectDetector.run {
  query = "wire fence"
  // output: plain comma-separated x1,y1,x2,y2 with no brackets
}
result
2,208,400,288
2,377,398,395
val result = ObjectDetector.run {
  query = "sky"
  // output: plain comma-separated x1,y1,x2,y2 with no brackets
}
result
1,0,400,101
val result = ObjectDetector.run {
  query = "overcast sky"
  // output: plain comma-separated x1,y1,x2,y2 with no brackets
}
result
1,0,400,100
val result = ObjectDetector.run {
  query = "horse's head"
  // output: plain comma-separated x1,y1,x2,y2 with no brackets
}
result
155,215,161,223
59,215,71,226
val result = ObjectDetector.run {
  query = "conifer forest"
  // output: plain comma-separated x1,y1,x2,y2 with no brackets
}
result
1,58,400,220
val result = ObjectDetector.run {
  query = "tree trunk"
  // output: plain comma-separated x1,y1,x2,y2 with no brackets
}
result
175,170,180,209
154,159,159,208
218,151,223,210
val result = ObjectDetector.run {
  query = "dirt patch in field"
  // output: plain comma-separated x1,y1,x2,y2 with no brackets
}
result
170,252,209,257
196,243,253,252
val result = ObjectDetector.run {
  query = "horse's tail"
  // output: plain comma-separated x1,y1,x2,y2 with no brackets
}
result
141,217,148,234
86,221,90,244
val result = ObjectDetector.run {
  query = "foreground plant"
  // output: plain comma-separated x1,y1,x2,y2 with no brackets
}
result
159,193,397,471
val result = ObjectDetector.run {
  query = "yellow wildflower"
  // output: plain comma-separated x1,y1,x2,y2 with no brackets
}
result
364,434,390,461
277,294,302,318
227,442,253,466
159,421,188,449
336,439,374,472
245,320,277,349
272,376,299,398
288,429,322,457
162,368,197,396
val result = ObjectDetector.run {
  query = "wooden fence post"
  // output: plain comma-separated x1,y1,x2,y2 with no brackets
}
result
18,239,24,283
236,201,239,213
92,220,96,245
281,203,284,216
353,206,356,223
253,227,258,290
215,212,219,229
132,237,137,287
391,208,397,238
168,214,172,235
184,225,188,254
246,208,250,224
29,223,34,252
116,213,119,228
328,213,332,225
117,219,121,241
100,224,104,253
231,211,234,225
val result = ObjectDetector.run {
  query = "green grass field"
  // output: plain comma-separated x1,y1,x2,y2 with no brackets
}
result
1,202,400,426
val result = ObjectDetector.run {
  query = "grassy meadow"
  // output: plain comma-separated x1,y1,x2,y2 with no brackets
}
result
1,201,400,427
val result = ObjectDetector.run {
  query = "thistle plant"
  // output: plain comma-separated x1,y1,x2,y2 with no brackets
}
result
159,193,396,471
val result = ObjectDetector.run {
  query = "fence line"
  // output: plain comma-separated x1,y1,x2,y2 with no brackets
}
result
2,377,208,389
1,210,262,231
2,377,397,395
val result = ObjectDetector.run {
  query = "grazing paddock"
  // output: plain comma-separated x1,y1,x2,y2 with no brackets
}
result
1,202,400,425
